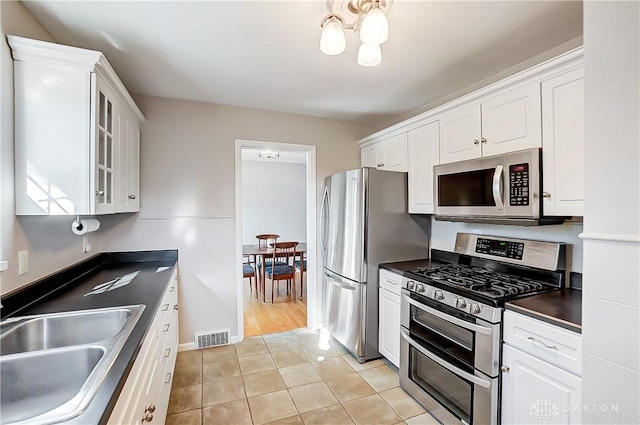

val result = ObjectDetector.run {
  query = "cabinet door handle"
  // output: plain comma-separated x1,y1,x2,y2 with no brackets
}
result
542,192,551,198
377,163,384,167
142,412,154,422
169,286,175,292
96,190,105,197
164,373,172,384
527,336,557,350
481,137,487,144
162,323,170,332
162,304,169,311
173,304,179,310
501,365,510,373
473,139,480,145
128,194,137,200
145,404,156,413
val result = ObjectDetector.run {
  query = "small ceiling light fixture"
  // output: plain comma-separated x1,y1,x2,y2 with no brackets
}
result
319,0,391,67
258,150,280,159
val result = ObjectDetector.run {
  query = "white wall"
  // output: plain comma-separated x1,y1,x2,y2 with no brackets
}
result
431,220,584,272
582,2,640,423
98,95,372,344
241,160,306,245
0,0,100,295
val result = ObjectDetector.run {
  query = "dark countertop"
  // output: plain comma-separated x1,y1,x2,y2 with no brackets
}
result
379,258,433,274
506,289,582,333
1,250,178,425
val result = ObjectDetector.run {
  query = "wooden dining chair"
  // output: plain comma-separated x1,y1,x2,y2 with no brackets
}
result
264,241,299,303
243,255,258,299
255,233,284,289
295,252,307,299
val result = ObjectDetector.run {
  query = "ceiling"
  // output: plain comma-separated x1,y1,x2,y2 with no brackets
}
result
21,1,583,128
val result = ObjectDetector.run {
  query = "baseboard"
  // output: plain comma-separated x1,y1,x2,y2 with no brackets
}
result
178,342,196,352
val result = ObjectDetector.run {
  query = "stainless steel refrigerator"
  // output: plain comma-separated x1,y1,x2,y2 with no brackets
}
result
321,168,429,363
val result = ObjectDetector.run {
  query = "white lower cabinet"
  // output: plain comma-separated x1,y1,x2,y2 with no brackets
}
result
108,272,179,425
501,310,582,425
378,269,402,367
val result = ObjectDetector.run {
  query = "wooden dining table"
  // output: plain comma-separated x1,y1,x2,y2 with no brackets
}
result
242,243,307,301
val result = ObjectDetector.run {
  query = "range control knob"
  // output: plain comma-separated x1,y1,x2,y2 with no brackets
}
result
416,283,425,293
433,290,445,301
407,281,415,290
470,303,482,315
456,298,467,309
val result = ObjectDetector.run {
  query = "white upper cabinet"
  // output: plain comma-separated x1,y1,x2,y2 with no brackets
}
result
360,133,408,172
9,35,144,215
541,68,585,216
408,121,440,213
115,109,141,213
439,83,542,164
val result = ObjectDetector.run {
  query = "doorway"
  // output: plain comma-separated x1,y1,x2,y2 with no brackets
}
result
235,139,317,340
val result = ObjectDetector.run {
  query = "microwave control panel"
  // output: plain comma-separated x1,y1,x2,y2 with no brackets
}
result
509,163,529,206
475,238,524,260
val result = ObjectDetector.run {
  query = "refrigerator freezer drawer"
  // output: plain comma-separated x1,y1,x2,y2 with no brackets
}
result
324,270,365,359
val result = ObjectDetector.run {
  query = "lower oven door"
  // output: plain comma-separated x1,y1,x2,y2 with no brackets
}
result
400,328,499,425
400,290,500,377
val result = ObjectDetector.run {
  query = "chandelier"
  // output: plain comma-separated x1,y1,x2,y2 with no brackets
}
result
319,0,391,67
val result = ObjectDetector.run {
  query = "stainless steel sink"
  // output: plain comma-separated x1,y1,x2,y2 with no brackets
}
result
0,305,145,425
1,307,135,355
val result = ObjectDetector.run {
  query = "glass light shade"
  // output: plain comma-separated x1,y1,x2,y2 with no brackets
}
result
320,18,346,55
359,7,389,44
258,150,279,159
357,42,382,67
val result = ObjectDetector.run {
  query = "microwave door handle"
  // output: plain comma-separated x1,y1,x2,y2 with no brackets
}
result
403,293,493,335
400,329,492,389
492,165,505,210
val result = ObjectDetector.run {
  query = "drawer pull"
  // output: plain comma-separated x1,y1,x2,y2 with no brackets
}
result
164,348,171,358
169,286,175,292
527,336,557,350
162,304,169,311
162,324,170,332
164,373,172,384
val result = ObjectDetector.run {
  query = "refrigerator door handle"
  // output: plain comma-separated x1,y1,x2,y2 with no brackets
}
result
320,185,330,255
326,275,357,291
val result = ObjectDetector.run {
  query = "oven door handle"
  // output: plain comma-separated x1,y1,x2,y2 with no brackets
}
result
403,293,493,335
401,328,492,389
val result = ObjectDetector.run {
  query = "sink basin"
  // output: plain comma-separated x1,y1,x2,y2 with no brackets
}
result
0,305,145,425
1,307,135,355
1,346,105,424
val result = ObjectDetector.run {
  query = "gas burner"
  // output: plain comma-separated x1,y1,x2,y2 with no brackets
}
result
406,263,556,302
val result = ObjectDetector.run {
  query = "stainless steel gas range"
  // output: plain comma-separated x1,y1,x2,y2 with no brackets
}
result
399,233,566,425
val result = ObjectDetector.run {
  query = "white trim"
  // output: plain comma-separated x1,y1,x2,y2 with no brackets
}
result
234,139,317,342
178,342,196,352
358,46,584,147
579,232,640,243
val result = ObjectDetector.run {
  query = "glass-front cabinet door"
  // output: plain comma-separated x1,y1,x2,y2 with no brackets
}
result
95,77,116,214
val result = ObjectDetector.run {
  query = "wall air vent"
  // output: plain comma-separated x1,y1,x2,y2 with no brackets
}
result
195,329,230,348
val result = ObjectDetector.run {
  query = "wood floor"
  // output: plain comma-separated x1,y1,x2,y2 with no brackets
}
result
243,274,307,337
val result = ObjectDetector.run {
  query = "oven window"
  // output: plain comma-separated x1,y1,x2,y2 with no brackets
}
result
410,345,472,424
410,305,475,367
438,169,496,207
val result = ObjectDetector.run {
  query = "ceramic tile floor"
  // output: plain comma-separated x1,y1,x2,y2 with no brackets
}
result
167,328,440,425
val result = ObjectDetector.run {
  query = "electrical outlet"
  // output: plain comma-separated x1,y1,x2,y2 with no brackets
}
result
18,250,28,275
82,236,92,253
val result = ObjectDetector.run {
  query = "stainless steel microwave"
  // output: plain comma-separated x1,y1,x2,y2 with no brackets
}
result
434,148,564,225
